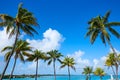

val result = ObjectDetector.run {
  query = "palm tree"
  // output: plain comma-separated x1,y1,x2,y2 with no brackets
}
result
60,57,76,80
0,3,38,79
94,67,105,80
105,53,119,79
26,49,46,80
82,66,93,80
46,50,63,80
85,11,120,80
1,40,32,80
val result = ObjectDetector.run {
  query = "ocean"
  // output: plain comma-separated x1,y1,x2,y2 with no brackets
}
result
3,75,120,80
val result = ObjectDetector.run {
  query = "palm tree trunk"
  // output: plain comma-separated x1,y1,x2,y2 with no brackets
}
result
68,66,70,80
107,40,118,80
107,40,116,54
88,74,91,80
116,65,118,80
111,66,116,77
100,76,102,80
35,59,38,80
9,57,17,80
0,26,19,80
53,59,56,80
86,75,88,80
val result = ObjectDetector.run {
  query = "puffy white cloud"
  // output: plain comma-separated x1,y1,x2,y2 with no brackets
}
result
0,28,15,56
67,50,90,74
93,56,107,70
0,28,64,74
27,28,64,52
68,50,90,67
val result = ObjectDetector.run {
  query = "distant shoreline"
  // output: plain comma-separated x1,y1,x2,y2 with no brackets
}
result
0,74,114,79
0,74,80,79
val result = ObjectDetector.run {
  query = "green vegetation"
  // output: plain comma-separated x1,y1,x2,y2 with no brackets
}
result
93,67,105,80
1,40,32,79
26,49,46,80
105,53,120,79
60,57,76,80
82,66,93,80
0,3,38,80
0,2,120,80
46,50,63,80
86,11,120,80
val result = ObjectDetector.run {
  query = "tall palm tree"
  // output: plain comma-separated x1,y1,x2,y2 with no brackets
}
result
82,66,93,80
94,67,105,80
0,3,38,79
1,40,32,80
85,11,120,80
60,57,76,80
105,53,119,79
26,49,46,80
46,50,63,80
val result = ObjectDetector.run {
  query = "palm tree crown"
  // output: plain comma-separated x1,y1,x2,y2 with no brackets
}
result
2,39,32,62
82,66,93,80
86,11,120,45
94,67,105,80
26,49,46,62
0,3,38,79
26,49,46,80
1,39,32,79
47,50,63,65
60,57,75,80
46,50,63,80
105,53,120,79
60,57,76,69
0,3,38,37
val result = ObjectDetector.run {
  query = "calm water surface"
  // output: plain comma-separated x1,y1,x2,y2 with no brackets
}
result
3,75,120,80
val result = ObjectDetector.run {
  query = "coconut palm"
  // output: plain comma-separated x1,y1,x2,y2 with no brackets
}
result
26,49,46,80
1,40,32,80
105,53,119,79
0,3,38,79
46,50,63,80
60,57,75,80
82,66,93,80
94,67,105,80
85,11,120,80
85,11,120,52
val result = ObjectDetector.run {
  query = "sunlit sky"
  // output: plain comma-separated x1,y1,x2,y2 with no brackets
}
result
0,0,120,75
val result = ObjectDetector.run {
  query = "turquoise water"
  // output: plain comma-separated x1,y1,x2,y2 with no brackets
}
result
3,75,120,80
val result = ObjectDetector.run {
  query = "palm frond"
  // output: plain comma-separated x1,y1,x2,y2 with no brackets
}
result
26,56,35,62
108,27,120,38
8,27,16,38
90,30,99,44
22,51,31,57
1,46,12,52
71,66,76,71
19,53,25,63
100,33,106,46
105,22,120,27
60,64,66,69
103,11,110,23
24,25,38,35
48,59,52,65
4,52,11,62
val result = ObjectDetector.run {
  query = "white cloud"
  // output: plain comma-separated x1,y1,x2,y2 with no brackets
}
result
93,56,107,69
27,28,64,52
0,28,64,74
68,50,90,67
67,50,90,74
0,28,15,56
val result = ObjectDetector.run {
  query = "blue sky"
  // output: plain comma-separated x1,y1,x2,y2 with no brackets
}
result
0,0,120,75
